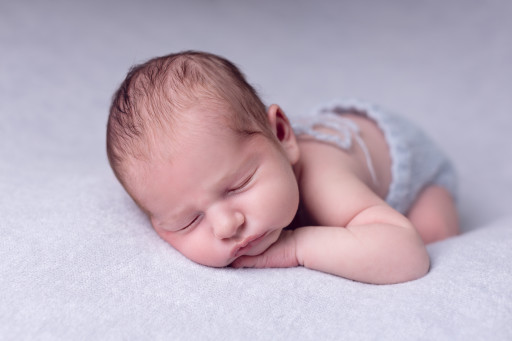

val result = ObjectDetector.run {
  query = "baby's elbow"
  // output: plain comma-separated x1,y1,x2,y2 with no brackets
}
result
379,250,429,285
376,230,430,284
393,237,430,284
404,246,430,282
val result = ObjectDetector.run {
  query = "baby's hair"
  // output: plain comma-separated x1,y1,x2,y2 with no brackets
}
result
106,50,270,187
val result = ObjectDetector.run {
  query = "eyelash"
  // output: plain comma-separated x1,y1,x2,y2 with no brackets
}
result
181,214,202,231
229,173,254,194
178,171,255,230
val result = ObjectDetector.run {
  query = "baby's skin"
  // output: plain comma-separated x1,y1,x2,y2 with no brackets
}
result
127,103,459,284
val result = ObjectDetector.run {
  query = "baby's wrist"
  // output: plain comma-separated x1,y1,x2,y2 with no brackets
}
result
291,227,309,267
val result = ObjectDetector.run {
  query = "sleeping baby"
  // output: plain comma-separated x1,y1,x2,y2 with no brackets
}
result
106,50,459,284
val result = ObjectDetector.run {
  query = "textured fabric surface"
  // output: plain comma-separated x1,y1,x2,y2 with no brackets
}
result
2,1,512,340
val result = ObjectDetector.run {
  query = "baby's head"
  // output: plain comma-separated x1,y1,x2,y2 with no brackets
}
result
107,51,272,194
107,51,301,267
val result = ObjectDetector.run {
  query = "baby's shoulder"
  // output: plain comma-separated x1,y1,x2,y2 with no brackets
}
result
296,141,384,227
296,136,365,186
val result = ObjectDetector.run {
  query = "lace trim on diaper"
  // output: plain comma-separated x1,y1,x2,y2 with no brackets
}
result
292,106,378,185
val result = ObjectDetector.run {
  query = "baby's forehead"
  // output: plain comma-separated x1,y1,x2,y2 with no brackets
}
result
145,106,232,148
128,118,241,181
135,95,263,165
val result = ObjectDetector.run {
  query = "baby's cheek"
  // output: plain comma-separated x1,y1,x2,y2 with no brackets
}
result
263,183,299,227
191,235,235,267
277,179,300,223
156,230,219,266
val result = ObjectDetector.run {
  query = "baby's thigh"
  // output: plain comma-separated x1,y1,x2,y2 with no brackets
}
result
407,185,459,244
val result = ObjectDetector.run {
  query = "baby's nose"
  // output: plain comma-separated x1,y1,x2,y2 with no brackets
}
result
211,207,245,240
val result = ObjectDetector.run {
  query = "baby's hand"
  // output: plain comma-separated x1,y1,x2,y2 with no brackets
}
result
231,230,299,269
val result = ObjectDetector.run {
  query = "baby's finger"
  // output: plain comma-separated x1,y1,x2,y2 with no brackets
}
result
230,255,265,268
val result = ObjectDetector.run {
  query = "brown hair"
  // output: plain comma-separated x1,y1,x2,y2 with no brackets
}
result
106,50,271,188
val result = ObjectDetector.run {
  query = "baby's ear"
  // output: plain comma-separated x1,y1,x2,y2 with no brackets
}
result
267,104,300,164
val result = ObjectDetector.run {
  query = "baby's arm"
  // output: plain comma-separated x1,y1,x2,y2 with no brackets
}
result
234,163,429,284
294,206,429,284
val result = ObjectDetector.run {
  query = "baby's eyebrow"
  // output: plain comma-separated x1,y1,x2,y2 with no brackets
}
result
157,214,191,231
153,208,188,228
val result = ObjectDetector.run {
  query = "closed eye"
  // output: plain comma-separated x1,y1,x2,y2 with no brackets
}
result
228,172,255,194
180,214,202,231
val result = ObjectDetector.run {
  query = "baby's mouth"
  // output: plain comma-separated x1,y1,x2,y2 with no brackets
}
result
231,232,267,258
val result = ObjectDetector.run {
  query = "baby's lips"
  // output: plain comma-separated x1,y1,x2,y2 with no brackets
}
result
231,232,267,258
